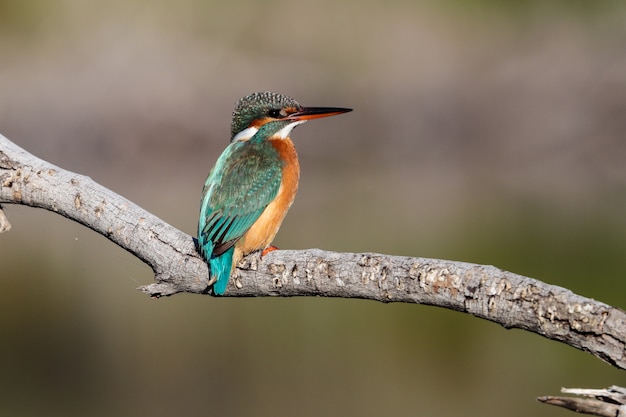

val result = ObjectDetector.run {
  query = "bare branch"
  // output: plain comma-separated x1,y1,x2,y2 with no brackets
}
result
1,133,625,370
538,386,626,416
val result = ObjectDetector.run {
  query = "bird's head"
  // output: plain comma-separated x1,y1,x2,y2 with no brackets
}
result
230,92,351,142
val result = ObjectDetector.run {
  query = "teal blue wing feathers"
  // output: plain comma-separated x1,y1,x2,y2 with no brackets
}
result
198,141,282,294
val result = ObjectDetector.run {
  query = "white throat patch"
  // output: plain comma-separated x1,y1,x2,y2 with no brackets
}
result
275,120,306,139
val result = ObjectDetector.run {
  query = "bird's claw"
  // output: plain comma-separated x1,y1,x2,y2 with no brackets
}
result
261,245,279,258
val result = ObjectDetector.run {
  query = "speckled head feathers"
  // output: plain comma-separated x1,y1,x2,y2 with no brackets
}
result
230,92,302,139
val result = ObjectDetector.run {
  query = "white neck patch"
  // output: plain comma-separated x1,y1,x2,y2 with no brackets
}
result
232,126,259,142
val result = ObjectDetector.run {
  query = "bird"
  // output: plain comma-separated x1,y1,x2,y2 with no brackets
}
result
198,92,352,295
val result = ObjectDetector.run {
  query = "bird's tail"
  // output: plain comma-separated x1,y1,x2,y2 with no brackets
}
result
209,246,235,295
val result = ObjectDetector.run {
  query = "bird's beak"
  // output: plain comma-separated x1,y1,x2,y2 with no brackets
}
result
287,106,352,121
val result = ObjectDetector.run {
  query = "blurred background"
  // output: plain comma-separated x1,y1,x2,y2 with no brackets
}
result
1,0,626,416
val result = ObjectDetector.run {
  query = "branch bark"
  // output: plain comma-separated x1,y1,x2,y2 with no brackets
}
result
1,133,625,371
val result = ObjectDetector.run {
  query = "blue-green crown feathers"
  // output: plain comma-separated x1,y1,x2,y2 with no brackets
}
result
230,92,302,140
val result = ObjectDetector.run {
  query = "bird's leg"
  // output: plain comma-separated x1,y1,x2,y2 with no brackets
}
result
261,245,279,257
207,276,217,286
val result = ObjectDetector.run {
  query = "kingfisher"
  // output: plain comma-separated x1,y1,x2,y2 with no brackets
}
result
198,92,351,295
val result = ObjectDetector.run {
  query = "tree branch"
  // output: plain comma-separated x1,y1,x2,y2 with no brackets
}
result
1,133,625,371
0,203,11,233
538,386,626,416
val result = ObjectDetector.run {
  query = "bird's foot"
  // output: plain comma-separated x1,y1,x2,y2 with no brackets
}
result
261,245,279,258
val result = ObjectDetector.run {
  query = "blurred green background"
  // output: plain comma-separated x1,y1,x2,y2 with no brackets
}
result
1,0,626,416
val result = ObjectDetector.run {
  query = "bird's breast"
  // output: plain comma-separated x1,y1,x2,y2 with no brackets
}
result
237,137,300,254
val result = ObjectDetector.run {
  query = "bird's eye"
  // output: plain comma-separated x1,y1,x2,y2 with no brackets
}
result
268,109,286,118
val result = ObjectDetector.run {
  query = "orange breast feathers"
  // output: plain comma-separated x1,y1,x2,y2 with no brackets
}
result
235,137,300,257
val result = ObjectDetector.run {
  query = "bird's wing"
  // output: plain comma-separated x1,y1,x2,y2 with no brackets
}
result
199,142,282,258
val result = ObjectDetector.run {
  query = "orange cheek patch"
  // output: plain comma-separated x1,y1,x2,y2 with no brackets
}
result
249,117,272,128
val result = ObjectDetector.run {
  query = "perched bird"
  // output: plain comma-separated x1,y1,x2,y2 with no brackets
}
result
198,92,351,295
